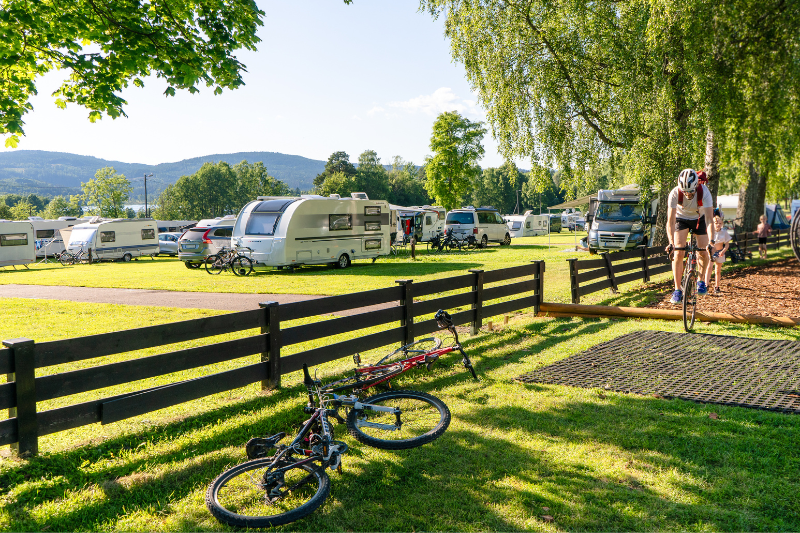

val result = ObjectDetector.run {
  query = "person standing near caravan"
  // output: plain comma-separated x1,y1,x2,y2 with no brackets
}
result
664,169,715,304
756,214,771,260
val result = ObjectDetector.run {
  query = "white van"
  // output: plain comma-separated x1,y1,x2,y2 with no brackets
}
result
28,216,87,258
233,195,391,269
0,221,35,267
504,211,549,237
395,206,446,243
66,218,159,261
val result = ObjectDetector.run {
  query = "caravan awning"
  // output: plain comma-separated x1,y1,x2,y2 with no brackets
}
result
548,195,595,210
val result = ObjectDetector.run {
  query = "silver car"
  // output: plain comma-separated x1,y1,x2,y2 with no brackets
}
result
178,222,234,269
157,232,182,256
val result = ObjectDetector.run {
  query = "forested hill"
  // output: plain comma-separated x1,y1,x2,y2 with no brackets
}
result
0,150,326,197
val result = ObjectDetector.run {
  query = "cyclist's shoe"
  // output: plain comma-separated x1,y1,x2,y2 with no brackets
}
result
669,290,683,304
697,281,708,295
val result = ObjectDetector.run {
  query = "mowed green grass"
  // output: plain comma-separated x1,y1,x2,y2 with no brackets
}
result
0,232,647,304
1,298,799,531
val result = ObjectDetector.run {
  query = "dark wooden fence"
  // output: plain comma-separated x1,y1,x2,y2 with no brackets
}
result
2,261,544,458
567,246,670,304
733,229,791,258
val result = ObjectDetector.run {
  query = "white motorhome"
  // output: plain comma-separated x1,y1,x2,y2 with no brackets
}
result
66,218,159,261
232,196,391,269
504,211,549,237
0,221,35,267
395,205,446,243
28,216,87,258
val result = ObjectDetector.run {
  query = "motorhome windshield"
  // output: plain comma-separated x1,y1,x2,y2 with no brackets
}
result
69,228,96,245
595,202,643,222
446,212,474,224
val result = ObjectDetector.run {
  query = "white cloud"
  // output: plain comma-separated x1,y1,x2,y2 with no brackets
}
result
387,87,484,117
367,106,385,116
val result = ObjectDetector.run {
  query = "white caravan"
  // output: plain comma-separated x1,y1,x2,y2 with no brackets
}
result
232,196,391,269
28,216,87,258
0,221,35,267
504,211,549,237
66,218,159,261
395,205,446,243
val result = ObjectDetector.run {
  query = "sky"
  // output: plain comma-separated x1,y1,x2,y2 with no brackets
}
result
1,1,523,169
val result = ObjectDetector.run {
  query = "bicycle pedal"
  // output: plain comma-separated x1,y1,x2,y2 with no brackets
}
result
245,432,286,459
337,464,343,474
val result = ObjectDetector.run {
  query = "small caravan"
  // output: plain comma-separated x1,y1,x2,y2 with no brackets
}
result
232,195,391,269
28,216,87,258
504,211,549,238
0,221,35,267
395,205,446,243
65,218,159,261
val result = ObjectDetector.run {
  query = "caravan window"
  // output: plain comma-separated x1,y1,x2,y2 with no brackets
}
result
364,206,381,216
36,229,55,239
69,228,96,246
526,221,531,229
365,239,382,250
141,229,156,240
329,214,352,231
245,213,280,236
100,231,115,243
0,233,28,246
426,216,433,225
511,222,522,230
365,221,381,231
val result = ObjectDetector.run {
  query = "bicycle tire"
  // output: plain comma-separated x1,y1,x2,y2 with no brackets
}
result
682,269,697,331
59,253,75,266
204,254,224,275
376,337,443,366
232,255,254,276
206,458,330,528
346,389,450,450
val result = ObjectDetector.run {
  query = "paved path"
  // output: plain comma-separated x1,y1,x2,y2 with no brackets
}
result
0,284,395,314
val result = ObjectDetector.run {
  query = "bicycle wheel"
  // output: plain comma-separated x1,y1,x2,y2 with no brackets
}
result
204,254,224,275
206,458,330,528
376,337,443,365
682,269,697,331
59,252,75,266
346,389,450,450
232,255,254,276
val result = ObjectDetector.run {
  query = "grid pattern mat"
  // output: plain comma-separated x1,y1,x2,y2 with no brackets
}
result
516,330,800,414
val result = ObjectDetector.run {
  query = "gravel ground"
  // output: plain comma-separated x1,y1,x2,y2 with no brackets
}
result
646,257,800,317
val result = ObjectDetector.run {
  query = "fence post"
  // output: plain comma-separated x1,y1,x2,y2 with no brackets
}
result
567,258,580,304
602,252,618,294
396,280,414,346
641,246,650,282
468,269,484,335
259,302,281,390
743,232,749,256
3,338,37,458
532,260,545,313
774,230,780,251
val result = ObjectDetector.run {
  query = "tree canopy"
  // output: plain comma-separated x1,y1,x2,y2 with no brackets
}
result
1,0,265,147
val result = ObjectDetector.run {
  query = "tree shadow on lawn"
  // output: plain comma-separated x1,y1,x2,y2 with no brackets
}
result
456,399,800,531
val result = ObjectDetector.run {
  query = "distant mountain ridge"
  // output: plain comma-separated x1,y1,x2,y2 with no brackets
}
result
0,150,327,199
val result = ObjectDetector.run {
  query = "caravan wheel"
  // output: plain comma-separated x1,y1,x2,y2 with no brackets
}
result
337,253,351,269
122,253,132,262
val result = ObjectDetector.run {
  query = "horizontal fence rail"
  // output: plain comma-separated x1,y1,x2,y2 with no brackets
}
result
2,261,544,457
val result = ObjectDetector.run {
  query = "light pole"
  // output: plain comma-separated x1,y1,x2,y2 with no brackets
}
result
144,173,153,218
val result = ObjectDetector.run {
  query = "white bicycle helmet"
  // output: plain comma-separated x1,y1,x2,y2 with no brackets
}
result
678,168,698,193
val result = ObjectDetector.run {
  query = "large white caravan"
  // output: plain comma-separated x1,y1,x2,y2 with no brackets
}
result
504,211,549,237
232,196,391,269
0,221,35,267
395,206,446,243
28,216,87,258
66,218,159,261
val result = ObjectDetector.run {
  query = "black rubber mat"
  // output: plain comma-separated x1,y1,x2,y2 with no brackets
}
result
516,330,800,414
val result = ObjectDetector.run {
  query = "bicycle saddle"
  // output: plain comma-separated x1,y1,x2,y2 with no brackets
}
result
435,309,453,328
245,432,287,459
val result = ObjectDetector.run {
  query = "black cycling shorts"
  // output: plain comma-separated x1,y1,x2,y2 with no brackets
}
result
676,216,707,235
758,237,768,245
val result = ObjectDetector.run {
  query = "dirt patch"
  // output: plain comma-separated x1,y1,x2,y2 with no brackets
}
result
646,258,800,317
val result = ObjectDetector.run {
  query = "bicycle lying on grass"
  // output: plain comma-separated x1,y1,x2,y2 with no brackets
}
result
204,246,255,276
206,363,450,528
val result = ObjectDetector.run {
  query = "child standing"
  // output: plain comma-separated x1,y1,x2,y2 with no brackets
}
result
756,214,771,259
710,215,731,293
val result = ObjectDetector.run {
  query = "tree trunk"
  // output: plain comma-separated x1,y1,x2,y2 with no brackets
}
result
735,161,768,232
704,128,720,200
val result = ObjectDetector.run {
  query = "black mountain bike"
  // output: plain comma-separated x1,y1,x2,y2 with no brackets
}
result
205,364,450,528
676,236,700,331
204,247,254,276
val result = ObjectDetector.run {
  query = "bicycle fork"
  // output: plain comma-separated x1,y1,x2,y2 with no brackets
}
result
352,401,403,431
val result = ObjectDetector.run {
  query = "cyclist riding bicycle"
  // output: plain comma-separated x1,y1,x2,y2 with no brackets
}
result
665,168,715,304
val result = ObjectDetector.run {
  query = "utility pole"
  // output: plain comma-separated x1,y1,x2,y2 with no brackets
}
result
514,189,521,215
144,173,153,218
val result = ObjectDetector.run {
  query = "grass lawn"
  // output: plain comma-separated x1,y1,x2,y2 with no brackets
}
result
1,298,799,531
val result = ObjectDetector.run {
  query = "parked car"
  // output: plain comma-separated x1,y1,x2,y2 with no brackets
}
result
157,232,182,256
547,214,562,233
445,206,511,247
178,217,236,268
